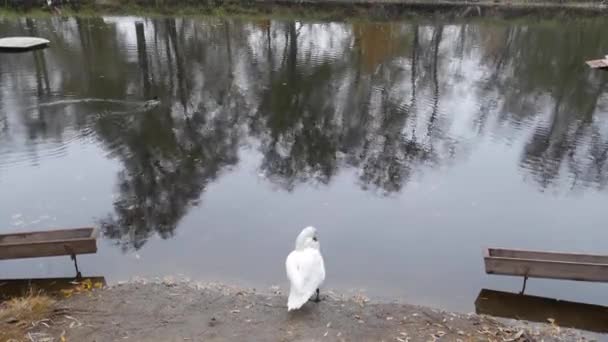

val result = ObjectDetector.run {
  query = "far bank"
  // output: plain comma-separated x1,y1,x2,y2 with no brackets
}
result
1,0,607,20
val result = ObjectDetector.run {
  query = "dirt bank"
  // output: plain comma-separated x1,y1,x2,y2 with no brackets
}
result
14,279,592,342
2,0,607,20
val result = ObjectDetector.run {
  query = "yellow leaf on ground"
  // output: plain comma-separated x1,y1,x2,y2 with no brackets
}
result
60,289,74,298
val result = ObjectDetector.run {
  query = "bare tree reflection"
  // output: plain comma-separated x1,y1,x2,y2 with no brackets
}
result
96,19,245,250
135,21,152,98
97,105,240,250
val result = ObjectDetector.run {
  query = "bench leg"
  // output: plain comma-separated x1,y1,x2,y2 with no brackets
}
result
70,254,82,279
519,275,528,295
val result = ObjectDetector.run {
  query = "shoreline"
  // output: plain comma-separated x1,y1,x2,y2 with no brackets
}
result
4,278,594,341
1,0,607,20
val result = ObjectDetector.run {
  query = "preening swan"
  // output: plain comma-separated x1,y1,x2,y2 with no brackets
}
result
285,226,326,311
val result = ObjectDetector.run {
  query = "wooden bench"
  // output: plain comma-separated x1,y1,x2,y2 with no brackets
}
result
0,227,98,278
483,247,608,294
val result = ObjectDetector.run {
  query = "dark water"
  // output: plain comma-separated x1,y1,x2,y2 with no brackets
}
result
1,15,608,313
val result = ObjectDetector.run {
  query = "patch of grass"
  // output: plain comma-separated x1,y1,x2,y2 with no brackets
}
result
0,291,56,341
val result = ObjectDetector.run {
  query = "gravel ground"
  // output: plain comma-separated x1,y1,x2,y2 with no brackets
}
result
15,278,594,342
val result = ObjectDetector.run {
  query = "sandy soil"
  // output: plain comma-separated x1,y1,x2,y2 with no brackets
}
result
12,279,592,342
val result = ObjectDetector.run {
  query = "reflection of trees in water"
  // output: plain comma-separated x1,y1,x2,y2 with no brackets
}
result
342,24,443,193
2,17,608,248
0,53,5,135
475,21,608,190
97,105,241,250
252,22,343,190
250,22,450,193
97,19,246,250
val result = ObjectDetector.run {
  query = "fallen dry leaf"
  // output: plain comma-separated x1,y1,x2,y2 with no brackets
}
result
60,289,74,298
501,330,525,342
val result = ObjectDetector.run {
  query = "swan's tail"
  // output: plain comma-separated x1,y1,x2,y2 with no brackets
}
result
287,288,311,311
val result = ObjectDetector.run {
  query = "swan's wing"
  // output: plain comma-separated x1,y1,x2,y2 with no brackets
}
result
285,249,325,310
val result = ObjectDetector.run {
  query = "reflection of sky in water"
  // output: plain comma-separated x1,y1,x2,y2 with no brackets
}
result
0,16,608,313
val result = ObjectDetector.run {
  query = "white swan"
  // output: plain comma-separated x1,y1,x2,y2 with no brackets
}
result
285,226,326,311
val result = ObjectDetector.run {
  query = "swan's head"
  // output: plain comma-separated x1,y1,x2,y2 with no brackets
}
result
295,226,320,250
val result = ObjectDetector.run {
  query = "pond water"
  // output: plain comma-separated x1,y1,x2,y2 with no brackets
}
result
1,15,608,313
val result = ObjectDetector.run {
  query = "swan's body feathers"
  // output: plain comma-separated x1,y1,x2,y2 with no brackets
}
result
285,226,326,311
286,248,325,310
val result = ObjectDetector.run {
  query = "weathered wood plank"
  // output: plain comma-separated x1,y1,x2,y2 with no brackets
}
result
0,239,97,260
0,228,94,245
0,37,50,51
0,228,97,260
475,289,608,333
488,248,608,264
484,256,608,282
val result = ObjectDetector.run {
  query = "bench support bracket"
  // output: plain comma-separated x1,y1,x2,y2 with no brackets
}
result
64,244,82,279
70,254,82,279
520,275,528,295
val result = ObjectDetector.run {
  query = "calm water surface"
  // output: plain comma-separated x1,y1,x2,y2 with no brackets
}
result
1,15,608,312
